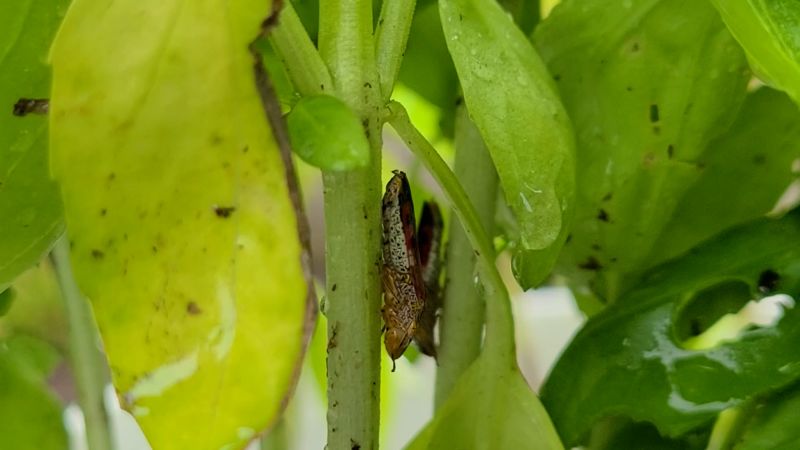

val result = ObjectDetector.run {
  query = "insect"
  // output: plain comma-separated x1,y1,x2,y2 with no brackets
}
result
414,201,443,357
381,170,444,370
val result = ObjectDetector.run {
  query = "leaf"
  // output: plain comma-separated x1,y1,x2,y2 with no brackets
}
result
0,289,12,317
286,94,370,170
649,87,800,265
710,0,800,104
534,0,749,300
49,1,314,448
0,261,67,349
439,0,576,288
735,383,800,450
541,208,800,446
406,353,564,450
0,341,68,450
0,0,67,291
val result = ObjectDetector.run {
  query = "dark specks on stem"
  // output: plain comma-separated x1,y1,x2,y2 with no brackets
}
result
649,104,660,123
213,205,236,218
579,256,602,271
597,209,610,222
91,249,104,260
100,208,107,217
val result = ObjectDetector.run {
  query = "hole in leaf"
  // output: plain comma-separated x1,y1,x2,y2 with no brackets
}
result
676,280,795,350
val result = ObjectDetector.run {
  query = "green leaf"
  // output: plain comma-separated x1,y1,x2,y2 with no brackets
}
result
407,353,564,450
541,208,800,446
0,343,68,450
0,0,68,292
710,0,800,104
649,87,800,265
49,1,314,448
736,383,800,450
534,0,749,300
286,94,370,170
440,0,576,288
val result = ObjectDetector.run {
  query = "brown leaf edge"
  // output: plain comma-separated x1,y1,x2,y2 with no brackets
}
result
247,0,318,441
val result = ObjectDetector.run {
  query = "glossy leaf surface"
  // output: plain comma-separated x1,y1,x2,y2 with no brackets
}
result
0,0,67,291
440,0,575,288
541,208,800,446
711,0,800,103
286,94,370,170
534,0,749,299
49,1,313,448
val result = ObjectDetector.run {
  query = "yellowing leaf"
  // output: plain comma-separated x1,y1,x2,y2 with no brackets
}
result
49,1,313,449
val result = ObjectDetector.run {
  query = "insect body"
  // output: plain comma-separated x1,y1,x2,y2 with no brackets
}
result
381,171,427,371
414,201,444,357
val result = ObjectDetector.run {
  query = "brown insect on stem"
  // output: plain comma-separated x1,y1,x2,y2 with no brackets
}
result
381,171,426,371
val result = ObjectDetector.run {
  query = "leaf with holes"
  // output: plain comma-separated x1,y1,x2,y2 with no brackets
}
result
49,1,314,448
541,208,800,446
0,0,68,292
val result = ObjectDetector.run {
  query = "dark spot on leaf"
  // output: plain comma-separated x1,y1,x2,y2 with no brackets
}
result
565,234,573,244
108,173,116,181
152,245,158,254
652,125,660,135
328,324,338,351
602,192,613,201
631,42,640,52
649,104,659,123
753,154,766,165
579,257,602,271
213,205,236,218
455,96,463,106
758,269,780,293
597,209,610,222
351,439,361,450
242,146,249,153
626,86,633,92
91,249,104,259
553,74,561,81
591,244,601,251
100,208,107,216
13,98,49,116
186,301,202,315
332,283,337,292
667,145,674,159
364,82,372,88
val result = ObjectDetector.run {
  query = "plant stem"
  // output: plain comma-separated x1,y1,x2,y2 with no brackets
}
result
386,101,514,361
706,403,755,450
375,0,417,101
260,416,288,450
51,236,114,450
268,2,332,96
318,1,383,449
434,102,498,408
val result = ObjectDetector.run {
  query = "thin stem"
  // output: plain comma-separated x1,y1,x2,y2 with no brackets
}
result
51,236,114,450
375,0,417,101
268,2,332,96
706,403,755,450
434,102,498,408
318,1,383,449
386,101,514,360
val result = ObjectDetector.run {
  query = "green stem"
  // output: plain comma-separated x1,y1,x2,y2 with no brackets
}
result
706,403,755,450
434,102,498,408
268,2,332,96
318,1,383,449
386,101,513,360
51,237,114,450
375,0,417,101
261,416,288,450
